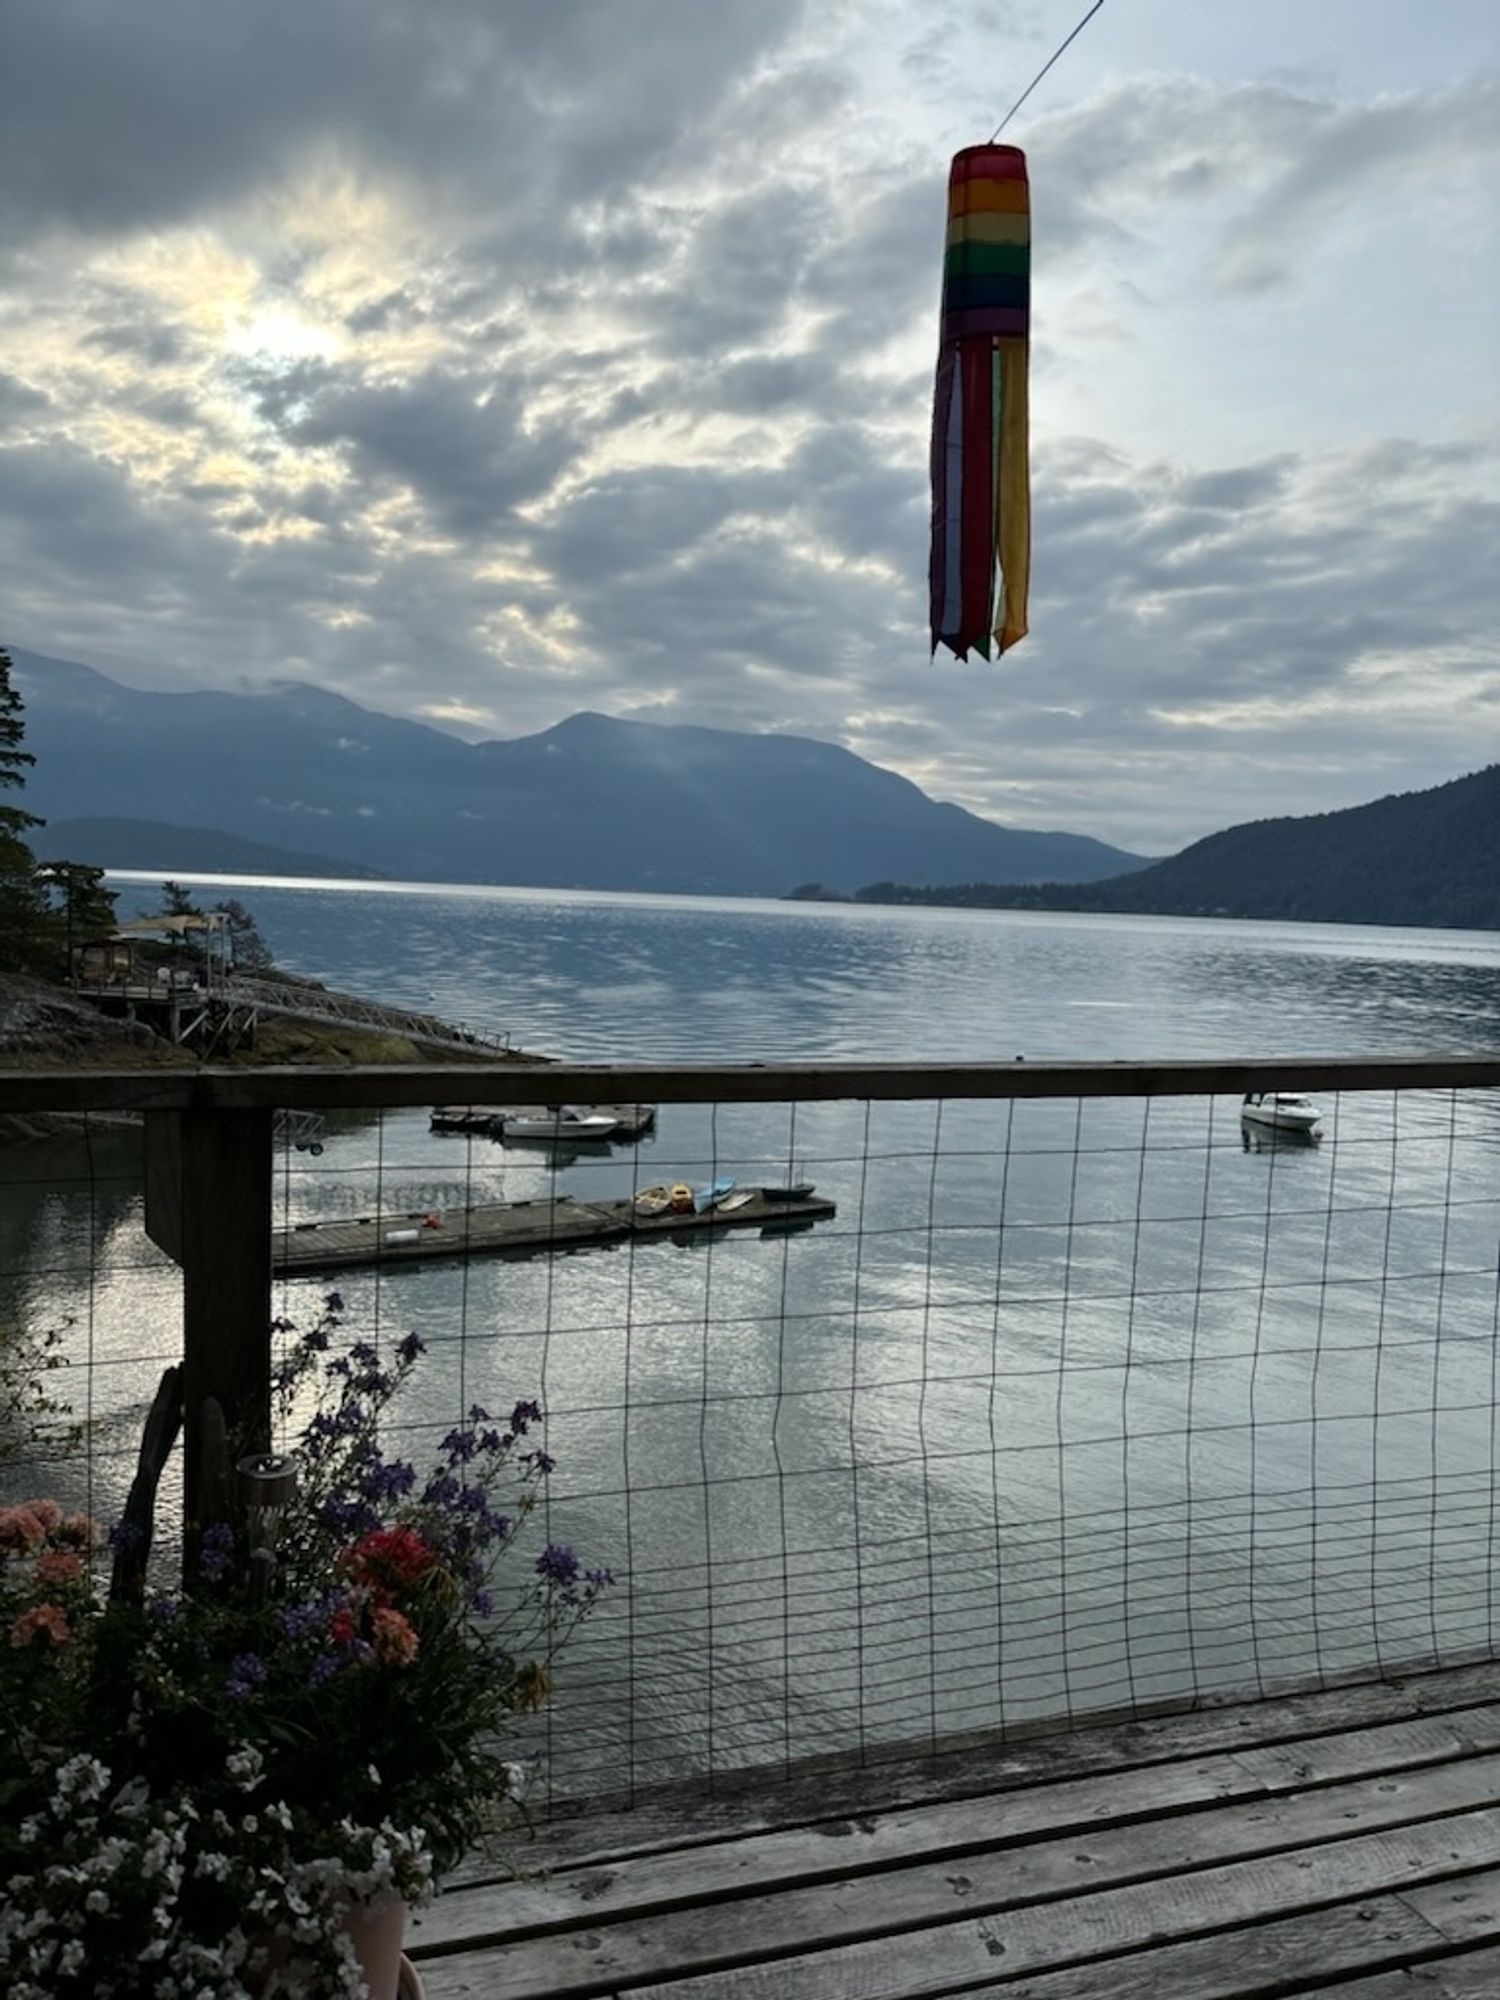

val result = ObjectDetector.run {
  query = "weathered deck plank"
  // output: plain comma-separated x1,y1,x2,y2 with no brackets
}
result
415,1709,1500,1953
406,1667,1500,2000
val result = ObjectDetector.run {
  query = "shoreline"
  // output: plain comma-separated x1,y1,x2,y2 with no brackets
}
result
0,969,544,1142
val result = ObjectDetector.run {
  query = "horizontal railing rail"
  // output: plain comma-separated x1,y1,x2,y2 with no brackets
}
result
4,1053,1500,1113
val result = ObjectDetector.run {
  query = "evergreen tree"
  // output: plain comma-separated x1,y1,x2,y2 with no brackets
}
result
212,897,274,972
160,879,202,918
0,645,49,971
36,860,118,976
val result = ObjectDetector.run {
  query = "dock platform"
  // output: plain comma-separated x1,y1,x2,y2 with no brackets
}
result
407,1659,1500,1999
273,1187,835,1272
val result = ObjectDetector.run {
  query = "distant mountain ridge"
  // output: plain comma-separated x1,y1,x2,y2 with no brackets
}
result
855,765,1500,933
31,818,385,880
10,650,1148,896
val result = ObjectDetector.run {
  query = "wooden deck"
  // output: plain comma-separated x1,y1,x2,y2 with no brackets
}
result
274,1187,836,1271
405,1662,1500,1999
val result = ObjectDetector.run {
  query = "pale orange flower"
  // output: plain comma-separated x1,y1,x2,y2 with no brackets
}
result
370,1605,420,1667
10,1602,72,1649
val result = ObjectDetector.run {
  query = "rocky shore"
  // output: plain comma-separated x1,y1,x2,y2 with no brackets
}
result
0,971,540,1141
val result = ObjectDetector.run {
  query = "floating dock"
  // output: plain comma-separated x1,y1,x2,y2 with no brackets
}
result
430,1103,657,1140
273,1187,835,1272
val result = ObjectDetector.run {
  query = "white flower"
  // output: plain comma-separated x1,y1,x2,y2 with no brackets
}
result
84,1890,109,1915
225,1745,264,1791
53,1755,110,1808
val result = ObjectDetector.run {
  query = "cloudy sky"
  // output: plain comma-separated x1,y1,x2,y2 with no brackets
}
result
1,0,1496,855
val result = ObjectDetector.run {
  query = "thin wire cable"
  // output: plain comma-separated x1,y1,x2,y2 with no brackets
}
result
989,0,1107,140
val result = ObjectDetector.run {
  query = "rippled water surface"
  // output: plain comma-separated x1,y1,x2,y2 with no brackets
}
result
6,879,1500,1786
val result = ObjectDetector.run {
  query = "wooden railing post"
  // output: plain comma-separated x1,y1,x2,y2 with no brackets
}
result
143,1107,274,1549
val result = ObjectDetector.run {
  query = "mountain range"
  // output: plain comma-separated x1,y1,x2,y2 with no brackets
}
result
10,650,1147,896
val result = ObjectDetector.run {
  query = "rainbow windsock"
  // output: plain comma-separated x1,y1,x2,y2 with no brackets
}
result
929,143,1030,660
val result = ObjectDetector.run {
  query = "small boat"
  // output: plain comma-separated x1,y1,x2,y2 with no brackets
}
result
634,1184,674,1216
1240,1091,1321,1135
500,1107,620,1143
693,1178,737,1213
716,1189,756,1214
760,1181,816,1203
430,1106,500,1136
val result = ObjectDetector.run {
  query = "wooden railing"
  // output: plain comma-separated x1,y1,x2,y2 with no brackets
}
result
6,1053,1500,1586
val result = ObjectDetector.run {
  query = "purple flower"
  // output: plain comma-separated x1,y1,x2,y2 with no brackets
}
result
276,1599,333,1641
358,1456,417,1503
147,1593,179,1623
108,1518,144,1555
226,1653,267,1701
536,1544,580,1588
423,1471,460,1508
470,1589,495,1616
325,1292,345,1315
442,1428,479,1463
199,1521,236,1582
320,1494,379,1536
397,1331,425,1364
308,1653,340,1688
526,1449,557,1476
510,1398,543,1434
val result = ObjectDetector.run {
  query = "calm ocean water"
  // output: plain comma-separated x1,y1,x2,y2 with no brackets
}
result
7,878,1500,1786
109,873,1500,1063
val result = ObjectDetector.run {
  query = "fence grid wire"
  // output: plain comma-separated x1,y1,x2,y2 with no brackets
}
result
2,1060,1499,1805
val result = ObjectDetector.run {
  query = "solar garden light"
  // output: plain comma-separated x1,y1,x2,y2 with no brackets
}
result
237,1451,299,1600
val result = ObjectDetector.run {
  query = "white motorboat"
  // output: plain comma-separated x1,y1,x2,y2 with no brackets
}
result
1240,1090,1321,1135
500,1106,620,1143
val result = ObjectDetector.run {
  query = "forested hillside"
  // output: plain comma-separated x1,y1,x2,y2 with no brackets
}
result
854,766,1500,932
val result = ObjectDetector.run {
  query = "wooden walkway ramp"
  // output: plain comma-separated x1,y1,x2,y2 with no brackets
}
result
407,1662,1500,1999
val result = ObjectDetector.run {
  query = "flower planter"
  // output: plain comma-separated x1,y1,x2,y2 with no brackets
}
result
398,1955,426,1999
345,1891,409,2000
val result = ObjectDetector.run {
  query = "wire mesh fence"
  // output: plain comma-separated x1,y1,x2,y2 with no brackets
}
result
3,1062,1499,1806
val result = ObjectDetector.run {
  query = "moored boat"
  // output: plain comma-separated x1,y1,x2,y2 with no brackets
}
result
1240,1091,1321,1135
499,1107,620,1143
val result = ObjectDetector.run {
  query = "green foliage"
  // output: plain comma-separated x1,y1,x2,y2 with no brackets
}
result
160,878,201,918
0,1316,75,1460
212,897,274,972
0,645,52,972
34,861,119,976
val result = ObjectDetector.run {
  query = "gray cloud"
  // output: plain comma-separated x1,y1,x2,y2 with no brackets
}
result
288,369,576,535
0,0,806,247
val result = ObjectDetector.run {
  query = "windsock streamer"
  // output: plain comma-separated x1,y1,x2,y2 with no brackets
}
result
929,143,1030,660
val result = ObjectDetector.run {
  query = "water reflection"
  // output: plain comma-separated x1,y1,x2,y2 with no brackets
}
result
7,886,1500,1781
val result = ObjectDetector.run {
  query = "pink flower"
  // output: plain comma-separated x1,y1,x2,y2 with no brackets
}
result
370,1606,420,1668
329,1605,359,1647
0,1506,48,1554
10,1602,71,1649
34,1551,85,1589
